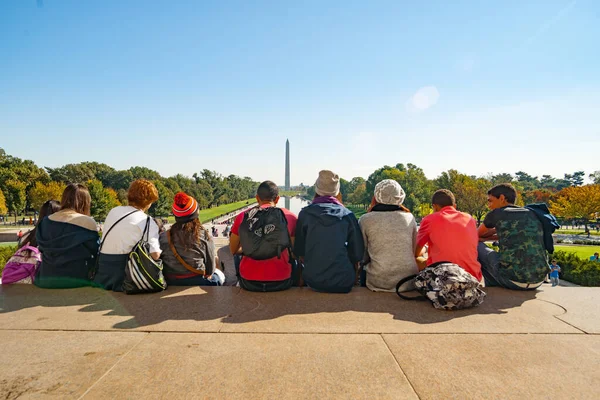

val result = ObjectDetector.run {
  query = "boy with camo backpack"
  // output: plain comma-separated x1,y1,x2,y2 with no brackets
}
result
477,183,548,290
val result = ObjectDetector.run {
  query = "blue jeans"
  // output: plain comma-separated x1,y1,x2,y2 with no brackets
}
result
166,269,225,286
477,242,541,291
550,276,559,286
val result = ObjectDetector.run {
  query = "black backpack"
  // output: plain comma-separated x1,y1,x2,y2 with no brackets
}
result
238,206,291,260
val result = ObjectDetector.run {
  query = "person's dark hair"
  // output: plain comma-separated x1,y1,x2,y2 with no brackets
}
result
488,183,517,204
431,189,455,207
256,181,279,202
60,183,92,216
171,218,207,251
23,200,61,248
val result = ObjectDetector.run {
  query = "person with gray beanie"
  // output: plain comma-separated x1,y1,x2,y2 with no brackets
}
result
293,170,364,293
358,179,418,292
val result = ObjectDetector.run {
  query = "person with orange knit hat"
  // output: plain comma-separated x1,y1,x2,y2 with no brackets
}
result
159,192,225,286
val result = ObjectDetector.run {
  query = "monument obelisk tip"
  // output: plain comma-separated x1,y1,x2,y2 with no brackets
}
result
285,139,290,190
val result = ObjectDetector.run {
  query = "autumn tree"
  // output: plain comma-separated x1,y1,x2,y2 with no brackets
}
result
0,188,7,215
4,179,27,222
366,163,432,216
348,182,368,206
550,185,600,229
453,175,491,224
28,181,66,211
87,179,120,221
149,180,174,217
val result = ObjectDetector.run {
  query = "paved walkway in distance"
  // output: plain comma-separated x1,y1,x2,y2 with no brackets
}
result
1,281,599,399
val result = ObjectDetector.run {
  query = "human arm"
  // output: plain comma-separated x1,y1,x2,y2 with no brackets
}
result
228,213,245,255
478,210,499,242
293,211,306,260
229,233,242,255
415,216,430,258
147,217,162,260
358,217,370,265
346,214,365,268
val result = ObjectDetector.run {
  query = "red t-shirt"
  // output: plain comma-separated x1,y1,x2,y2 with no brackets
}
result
416,206,482,281
231,205,297,281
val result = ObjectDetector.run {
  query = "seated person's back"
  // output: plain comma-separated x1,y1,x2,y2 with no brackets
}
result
416,189,482,281
160,192,224,286
359,179,418,292
294,170,364,293
35,184,99,289
230,181,297,292
478,183,547,289
93,180,161,291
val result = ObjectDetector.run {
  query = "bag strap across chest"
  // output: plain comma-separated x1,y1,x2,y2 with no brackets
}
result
167,230,207,276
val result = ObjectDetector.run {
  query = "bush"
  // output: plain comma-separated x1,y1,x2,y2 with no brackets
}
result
572,239,600,246
0,245,18,275
552,250,600,286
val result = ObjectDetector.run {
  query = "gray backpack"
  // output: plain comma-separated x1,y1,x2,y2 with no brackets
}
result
396,261,486,310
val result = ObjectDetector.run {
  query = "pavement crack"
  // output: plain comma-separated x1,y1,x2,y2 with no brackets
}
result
536,299,588,334
379,334,422,400
77,333,149,399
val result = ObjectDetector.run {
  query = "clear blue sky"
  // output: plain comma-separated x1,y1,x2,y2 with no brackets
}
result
1,0,599,186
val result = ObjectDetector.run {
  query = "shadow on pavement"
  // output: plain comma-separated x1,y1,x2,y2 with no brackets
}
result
0,284,541,331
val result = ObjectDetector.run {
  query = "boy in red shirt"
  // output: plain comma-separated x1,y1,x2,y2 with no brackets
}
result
415,189,482,281
229,181,298,291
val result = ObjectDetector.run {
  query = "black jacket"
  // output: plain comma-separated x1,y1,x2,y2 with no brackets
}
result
525,203,560,254
294,203,364,293
35,215,99,288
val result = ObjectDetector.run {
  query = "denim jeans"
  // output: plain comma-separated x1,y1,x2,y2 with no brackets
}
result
550,276,559,286
166,269,225,286
477,242,541,291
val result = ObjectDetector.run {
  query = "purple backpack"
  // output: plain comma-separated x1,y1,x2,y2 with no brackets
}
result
1,245,41,284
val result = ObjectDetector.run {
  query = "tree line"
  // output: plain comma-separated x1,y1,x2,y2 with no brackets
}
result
1,147,599,226
307,164,600,227
0,148,258,221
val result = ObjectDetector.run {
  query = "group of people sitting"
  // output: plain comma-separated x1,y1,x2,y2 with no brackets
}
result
229,170,550,294
10,169,552,296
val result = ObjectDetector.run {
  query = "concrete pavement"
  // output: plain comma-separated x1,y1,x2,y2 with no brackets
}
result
1,283,599,399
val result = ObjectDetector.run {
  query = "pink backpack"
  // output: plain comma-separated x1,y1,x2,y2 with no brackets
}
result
1,245,42,284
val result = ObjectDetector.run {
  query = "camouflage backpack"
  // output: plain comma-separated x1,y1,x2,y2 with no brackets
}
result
396,262,486,310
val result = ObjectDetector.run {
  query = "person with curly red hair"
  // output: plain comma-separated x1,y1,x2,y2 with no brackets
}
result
93,179,162,291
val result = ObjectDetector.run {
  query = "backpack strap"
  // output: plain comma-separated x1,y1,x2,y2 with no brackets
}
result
99,210,140,252
395,274,428,301
167,229,207,276
17,245,40,255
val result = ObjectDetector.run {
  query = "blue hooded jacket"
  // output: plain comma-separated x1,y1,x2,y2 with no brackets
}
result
294,202,364,293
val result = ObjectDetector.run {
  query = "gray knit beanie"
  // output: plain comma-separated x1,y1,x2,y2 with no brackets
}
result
374,179,406,206
314,170,340,196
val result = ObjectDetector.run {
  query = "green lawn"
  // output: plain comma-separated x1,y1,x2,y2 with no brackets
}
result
346,204,367,218
554,245,600,260
279,190,304,197
166,199,257,223
0,242,18,248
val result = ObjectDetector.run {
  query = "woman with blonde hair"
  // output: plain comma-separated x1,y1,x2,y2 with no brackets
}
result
93,179,162,291
35,184,99,288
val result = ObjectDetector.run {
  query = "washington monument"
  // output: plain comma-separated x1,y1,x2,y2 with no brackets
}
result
285,139,290,190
